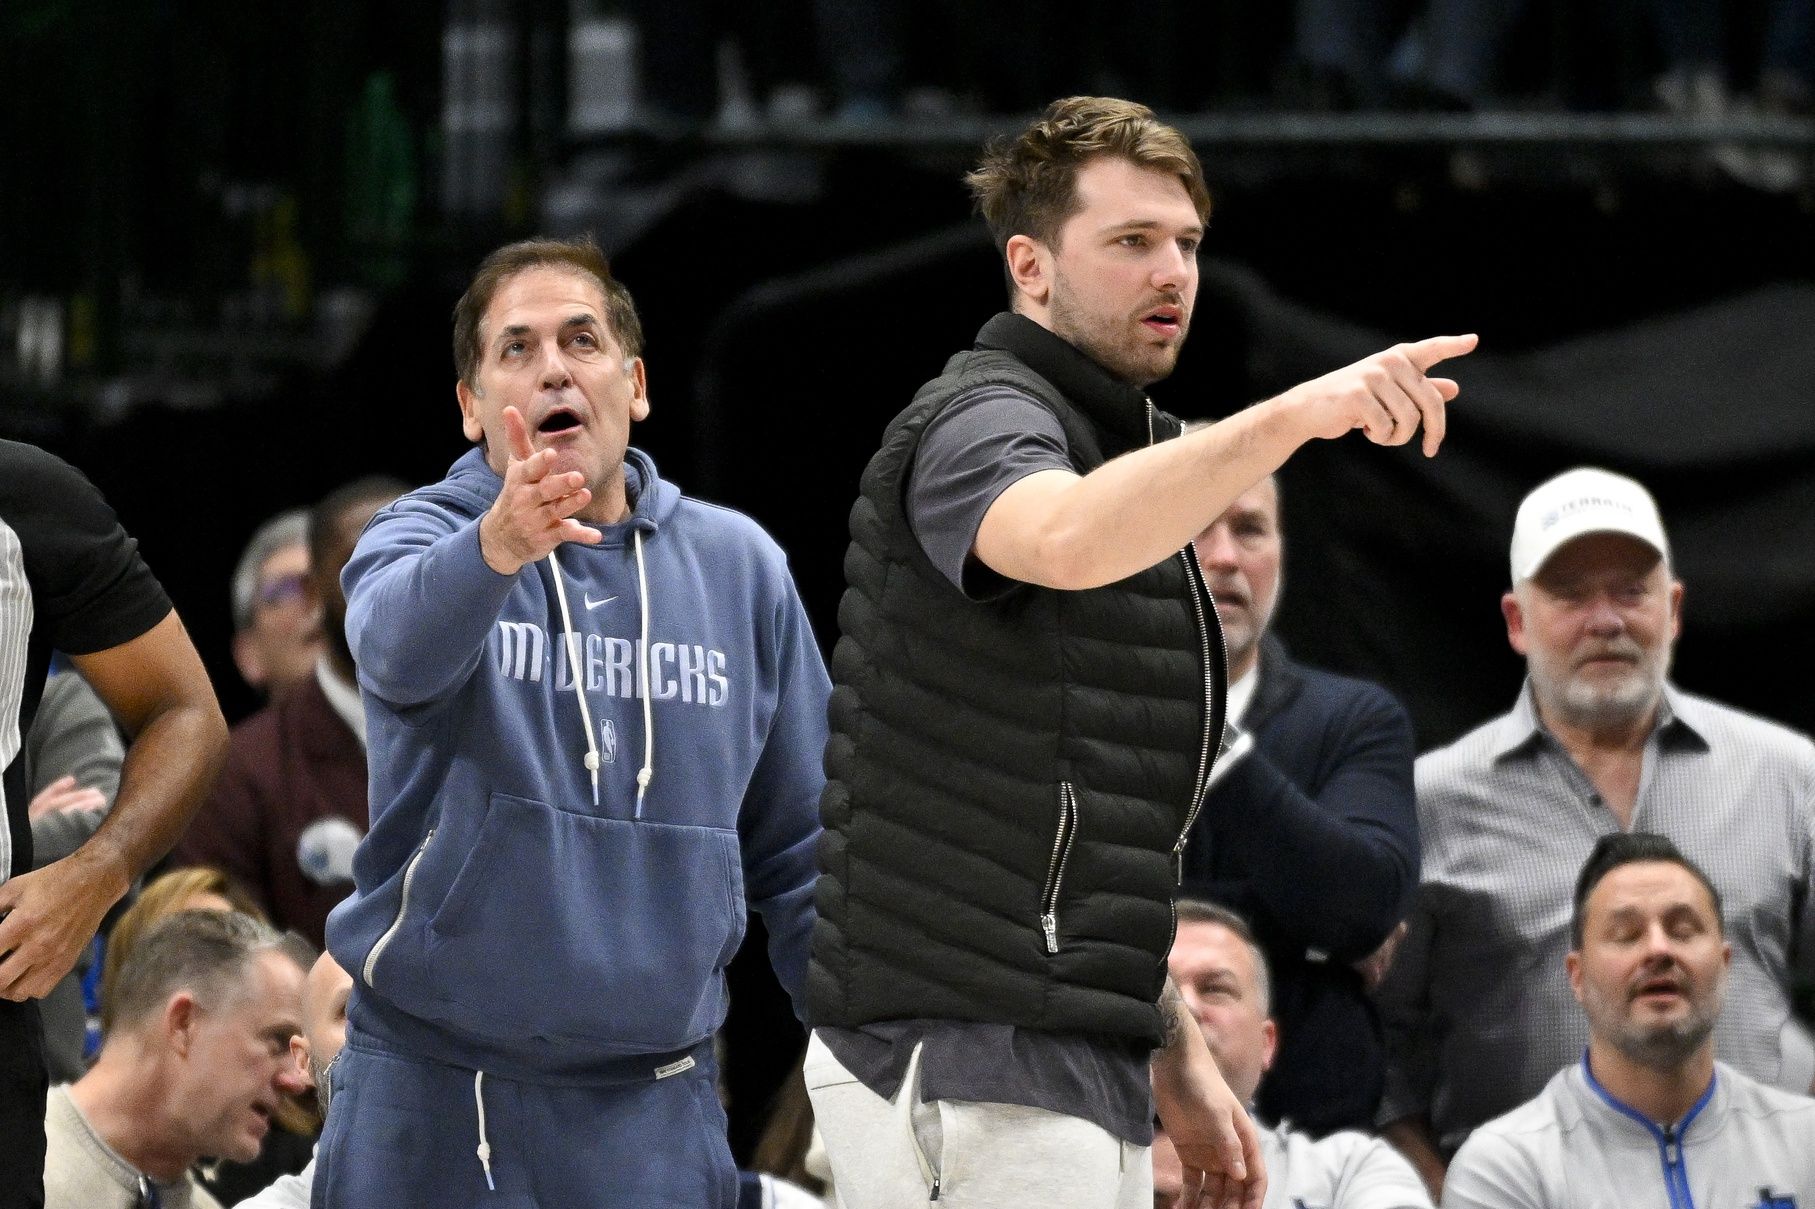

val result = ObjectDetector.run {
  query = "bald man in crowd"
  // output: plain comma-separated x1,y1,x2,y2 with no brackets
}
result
1157,900,1431,1209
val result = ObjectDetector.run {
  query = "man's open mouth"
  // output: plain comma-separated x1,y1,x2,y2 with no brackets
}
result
538,409,582,434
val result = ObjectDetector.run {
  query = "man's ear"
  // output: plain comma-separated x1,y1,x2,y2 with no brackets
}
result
457,380,484,445
627,356,650,424
1502,590,1528,657
231,631,267,690
165,991,201,1057
290,1034,311,1080
1005,235,1052,311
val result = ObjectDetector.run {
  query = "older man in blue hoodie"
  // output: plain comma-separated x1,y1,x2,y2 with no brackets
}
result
318,237,831,1208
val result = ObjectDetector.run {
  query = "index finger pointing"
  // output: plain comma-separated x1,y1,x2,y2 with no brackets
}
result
503,406,537,465
1402,332,1479,372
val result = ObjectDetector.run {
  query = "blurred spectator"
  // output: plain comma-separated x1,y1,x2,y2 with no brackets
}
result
229,510,322,703
43,910,310,1209
1645,0,1815,115
23,669,126,1082
236,951,354,1209
98,867,268,1034
1289,0,1529,109
1162,900,1433,1208
1,439,229,1208
1375,468,1815,1199
625,0,821,124
97,868,318,1204
1180,475,1419,1135
1445,833,1815,1207
814,0,905,121
175,478,406,948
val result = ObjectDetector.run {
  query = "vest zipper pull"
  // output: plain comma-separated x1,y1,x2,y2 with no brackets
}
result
1041,912,1059,954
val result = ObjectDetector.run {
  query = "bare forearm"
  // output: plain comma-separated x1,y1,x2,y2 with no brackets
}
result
66,613,229,895
976,334,1474,591
992,396,1310,590
69,702,226,902
1152,974,1215,1090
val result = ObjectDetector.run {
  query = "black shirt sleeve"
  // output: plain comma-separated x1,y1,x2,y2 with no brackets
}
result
1,441,172,654
903,386,1073,598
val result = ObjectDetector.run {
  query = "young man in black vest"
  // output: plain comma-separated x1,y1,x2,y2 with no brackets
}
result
804,95,1474,1209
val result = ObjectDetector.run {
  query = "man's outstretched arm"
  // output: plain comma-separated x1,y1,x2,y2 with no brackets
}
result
977,335,1477,590
0,610,227,1000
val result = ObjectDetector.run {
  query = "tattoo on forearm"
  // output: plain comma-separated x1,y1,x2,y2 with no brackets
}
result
1160,975,1187,1050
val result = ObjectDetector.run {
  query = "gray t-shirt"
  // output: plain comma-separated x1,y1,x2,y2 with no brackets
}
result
904,385,1071,596
820,384,1155,1145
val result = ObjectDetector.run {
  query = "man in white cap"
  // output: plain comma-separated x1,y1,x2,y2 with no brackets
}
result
1372,467,1815,1200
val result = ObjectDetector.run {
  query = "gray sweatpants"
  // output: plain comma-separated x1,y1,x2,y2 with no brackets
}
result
804,1030,1151,1209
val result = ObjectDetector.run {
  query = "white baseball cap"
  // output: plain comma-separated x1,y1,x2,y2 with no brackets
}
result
1509,467,1671,584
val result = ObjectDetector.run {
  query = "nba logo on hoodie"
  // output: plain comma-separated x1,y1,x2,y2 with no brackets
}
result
601,719,618,765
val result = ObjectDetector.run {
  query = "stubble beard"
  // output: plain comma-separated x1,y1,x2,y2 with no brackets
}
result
1585,971,1722,1074
1048,284,1186,388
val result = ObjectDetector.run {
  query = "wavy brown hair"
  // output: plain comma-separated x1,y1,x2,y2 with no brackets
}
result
965,95,1210,263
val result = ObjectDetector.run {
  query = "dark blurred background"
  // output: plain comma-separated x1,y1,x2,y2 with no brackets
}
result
5,0,1813,1160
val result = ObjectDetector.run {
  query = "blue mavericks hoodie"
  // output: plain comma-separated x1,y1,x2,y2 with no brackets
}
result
325,447,829,1081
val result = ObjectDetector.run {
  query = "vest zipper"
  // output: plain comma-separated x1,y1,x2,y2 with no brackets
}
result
1175,546,1220,848
362,828,435,988
1146,399,1227,862
1040,782,1079,954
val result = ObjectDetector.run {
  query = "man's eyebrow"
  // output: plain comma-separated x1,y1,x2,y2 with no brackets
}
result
492,314,598,347
1098,218,1206,238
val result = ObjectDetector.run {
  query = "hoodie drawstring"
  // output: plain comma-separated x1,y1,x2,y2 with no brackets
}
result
474,1070,496,1191
546,550,603,808
545,535,655,815
632,529,655,818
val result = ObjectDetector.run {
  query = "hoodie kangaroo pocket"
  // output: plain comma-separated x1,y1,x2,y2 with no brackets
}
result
422,791,746,1051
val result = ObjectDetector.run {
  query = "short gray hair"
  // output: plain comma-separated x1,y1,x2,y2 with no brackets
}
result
108,910,297,1033
231,509,310,631
1174,898,1272,1015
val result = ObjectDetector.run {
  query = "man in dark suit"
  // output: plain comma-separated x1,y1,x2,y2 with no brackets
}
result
1180,474,1420,1135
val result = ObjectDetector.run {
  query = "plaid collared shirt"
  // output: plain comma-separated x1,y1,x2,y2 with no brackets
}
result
1376,682,1815,1154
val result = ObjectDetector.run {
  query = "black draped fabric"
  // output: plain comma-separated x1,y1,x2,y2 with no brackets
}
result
1228,274,1815,748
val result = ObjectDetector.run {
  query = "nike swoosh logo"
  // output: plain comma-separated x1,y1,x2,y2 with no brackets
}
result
584,595,617,610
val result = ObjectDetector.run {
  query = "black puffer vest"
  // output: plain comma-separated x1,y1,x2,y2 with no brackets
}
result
807,313,1228,1047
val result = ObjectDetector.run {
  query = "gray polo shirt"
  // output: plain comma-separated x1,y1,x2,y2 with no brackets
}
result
1443,1059,1815,1209
1376,684,1815,1154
